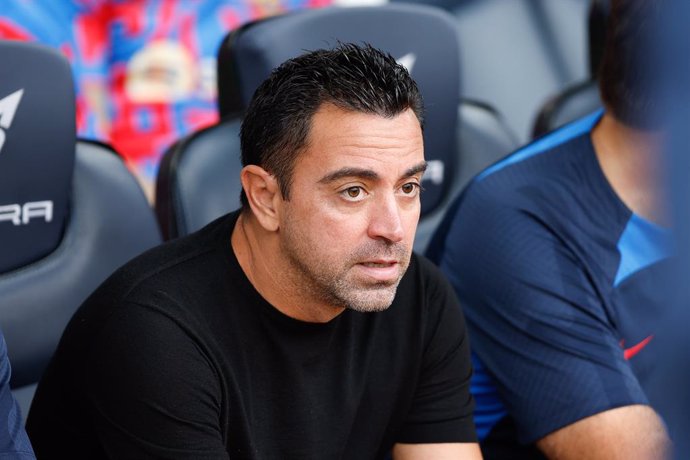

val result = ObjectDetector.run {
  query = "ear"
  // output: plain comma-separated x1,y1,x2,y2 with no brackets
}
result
240,165,282,232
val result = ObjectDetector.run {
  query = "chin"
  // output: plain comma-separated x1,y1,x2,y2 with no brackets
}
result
343,286,398,313
346,302,392,314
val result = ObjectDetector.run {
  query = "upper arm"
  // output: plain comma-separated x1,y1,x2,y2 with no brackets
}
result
392,442,483,460
0,333,35,459
437,193,647,442
536,405,670,460
87,304,229,459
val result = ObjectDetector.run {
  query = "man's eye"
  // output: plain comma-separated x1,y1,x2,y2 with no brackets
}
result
341,186,366,201
401,183,420,195
347,187,361,198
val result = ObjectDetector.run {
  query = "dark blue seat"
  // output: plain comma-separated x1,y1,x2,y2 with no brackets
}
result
532,80,601,138
156,117,243,240
0,40,161,419
396,0,592,142
531,0,609,138
156,4,517,252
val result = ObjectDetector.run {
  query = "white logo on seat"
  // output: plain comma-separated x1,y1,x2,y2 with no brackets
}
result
0,89,25,155
396,53,417,74
0,200,53,226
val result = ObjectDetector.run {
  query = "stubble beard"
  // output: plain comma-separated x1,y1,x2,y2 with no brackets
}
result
280,227,411,313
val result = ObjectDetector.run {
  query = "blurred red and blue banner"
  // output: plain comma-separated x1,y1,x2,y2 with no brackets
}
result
0,0,332,197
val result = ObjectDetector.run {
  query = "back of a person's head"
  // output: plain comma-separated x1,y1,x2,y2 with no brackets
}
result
239,43,424,208
598,0,663,129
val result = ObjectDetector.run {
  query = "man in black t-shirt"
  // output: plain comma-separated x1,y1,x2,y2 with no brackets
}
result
26,44,480,459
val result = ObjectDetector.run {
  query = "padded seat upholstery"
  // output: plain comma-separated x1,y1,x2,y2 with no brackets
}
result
532,80,601,138
156,118,243,240
531,0,609,138
0,40,161,418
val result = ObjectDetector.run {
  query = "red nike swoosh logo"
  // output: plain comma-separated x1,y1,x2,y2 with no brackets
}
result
620,335,654,360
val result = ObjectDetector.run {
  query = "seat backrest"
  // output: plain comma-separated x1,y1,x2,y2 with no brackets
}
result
0,41,74,273
531,0,608,138
156,118,243,240
405,0,590,142
0,40,161,418
531,80,601,139
217,4,461,219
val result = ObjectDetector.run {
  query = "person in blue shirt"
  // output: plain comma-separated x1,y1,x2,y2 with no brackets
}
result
428,0,672,458
0,331,35,459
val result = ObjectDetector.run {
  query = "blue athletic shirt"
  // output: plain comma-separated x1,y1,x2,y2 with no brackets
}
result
427,111,674,459
0,331,35,459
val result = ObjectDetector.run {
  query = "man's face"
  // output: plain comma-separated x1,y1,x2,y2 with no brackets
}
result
278,104,425,313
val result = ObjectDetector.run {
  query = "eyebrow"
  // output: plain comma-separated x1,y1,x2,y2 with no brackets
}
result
318,161,428,184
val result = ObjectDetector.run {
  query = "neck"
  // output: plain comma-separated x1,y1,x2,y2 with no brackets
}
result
231,212,345,323
591,112,669,226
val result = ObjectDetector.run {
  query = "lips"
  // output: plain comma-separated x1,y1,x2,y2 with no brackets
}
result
355,260,400,282
361,261,396,268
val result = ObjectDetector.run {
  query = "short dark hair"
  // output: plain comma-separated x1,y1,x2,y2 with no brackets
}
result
239,43,424,209
598,0,662,128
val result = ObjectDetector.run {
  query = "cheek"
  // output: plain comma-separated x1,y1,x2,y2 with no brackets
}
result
403,207,421,236
310,202,369,239
319,215,363,247
288,206,350,250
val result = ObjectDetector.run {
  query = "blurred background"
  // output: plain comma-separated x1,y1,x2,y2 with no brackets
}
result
0,0,596,200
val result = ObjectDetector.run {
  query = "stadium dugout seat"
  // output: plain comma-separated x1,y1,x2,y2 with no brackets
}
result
531,80,601,138
531,0,609,138
394,0,591,142
156,117,243,240
0,40,161,420
156,4,518,252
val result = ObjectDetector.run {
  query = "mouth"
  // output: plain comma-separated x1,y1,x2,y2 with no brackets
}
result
355,260,400,283
361,261,396,268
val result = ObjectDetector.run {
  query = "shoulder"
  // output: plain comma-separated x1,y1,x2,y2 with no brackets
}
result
93,213,236,305
60,213,239,355
466,120,596,213
475,110,602,187
0,331,37,458
462,111,603,215
428,113,607,266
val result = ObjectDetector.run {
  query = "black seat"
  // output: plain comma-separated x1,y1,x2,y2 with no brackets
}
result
395,0,592,142
156,118,243,240
532,80,601,138
531,0,609,138
157,4,517,252
0,40,161,419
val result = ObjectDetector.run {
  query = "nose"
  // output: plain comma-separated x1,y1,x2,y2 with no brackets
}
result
367,193,406,244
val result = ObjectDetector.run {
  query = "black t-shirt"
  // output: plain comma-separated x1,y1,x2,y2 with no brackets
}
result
27,211,475,459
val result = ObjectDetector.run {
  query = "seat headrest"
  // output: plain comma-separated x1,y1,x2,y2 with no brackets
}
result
0,40,75,272
217,4,461,216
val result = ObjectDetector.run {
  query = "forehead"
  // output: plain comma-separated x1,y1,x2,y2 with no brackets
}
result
296,104,425,178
